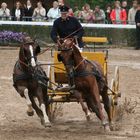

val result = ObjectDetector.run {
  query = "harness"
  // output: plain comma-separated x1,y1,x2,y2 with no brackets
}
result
13,61,49,89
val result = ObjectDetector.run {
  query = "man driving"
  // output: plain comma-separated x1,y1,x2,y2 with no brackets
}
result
50,5,84,48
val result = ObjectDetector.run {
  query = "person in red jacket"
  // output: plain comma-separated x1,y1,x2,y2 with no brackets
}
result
110,0,127,24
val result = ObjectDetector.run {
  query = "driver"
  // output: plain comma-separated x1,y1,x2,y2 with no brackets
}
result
50,5,84,49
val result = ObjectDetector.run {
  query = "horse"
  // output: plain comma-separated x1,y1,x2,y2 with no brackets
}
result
57,38,112,131
13,37,51,127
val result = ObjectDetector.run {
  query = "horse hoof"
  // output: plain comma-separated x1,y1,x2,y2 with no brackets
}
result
44,122,52,128
27,111,34,116
86,115,91,122
109,122,114,131
104,124,111,132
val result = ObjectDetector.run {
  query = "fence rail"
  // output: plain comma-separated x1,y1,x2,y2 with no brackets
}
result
0,20,136,29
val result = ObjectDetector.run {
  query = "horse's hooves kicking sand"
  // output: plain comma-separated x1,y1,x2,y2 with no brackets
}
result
26,110,34,116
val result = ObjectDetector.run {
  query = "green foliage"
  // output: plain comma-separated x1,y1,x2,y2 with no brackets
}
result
66,0,114,9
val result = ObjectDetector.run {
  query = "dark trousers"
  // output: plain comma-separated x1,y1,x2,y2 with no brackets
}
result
136,27,140,49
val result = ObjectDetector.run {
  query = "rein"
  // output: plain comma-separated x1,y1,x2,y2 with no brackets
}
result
74,59,85,71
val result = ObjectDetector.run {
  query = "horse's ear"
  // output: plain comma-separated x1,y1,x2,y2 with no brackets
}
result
35,45,41,55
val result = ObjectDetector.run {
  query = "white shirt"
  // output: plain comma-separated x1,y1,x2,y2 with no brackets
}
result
15,9,21,17
128,7,137,25
0,8,10,17
47,7,60,19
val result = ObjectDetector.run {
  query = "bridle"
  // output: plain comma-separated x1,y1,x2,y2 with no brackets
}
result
19,43,37,69
58,38,85,70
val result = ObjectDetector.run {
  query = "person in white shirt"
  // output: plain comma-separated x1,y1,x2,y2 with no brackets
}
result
0,2,10,20
33,1,46,21
12,1,23,21
128,0,138,24
47,1,60,21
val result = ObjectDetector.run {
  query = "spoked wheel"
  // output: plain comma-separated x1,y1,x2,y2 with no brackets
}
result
109,79,117,120
109,66,120,121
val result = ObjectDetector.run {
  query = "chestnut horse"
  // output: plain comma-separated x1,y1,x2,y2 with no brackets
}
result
13,37,51,127
57,38,111,131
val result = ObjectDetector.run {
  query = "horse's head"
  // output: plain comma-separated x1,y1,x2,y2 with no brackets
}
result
57,38,75,65
57,38,77,81
20,36,41,68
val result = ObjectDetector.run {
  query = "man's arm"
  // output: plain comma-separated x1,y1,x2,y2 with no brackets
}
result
74,18,84,38
51,20,58,43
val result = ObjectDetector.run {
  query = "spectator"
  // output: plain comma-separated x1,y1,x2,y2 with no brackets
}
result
12,1,23,21
94,5,106,23
105,5,112,24
135,2,140,50
32,1,46,21
110,0,127,24
68,8,74,17
23,0,34,21
122,0,129,15
128,0,138,24
47,1,60,21
0,2,10,20
81,3,94,23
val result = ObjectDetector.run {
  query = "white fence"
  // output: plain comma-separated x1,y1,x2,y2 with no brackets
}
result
0,21,136,29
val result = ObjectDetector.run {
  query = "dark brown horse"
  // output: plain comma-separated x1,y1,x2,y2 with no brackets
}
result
57,38,111,131
13,37,51,127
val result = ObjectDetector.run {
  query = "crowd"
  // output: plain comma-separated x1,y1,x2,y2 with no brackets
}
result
0,0,139,24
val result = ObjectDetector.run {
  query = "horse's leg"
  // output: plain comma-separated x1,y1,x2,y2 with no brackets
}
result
24,88,34,116
36,87,51,127
74,90,91,121
101,86,112,126
17,86,34,116
90,82,110,131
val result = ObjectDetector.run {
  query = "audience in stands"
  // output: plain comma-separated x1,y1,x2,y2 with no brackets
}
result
81,4,94,23
12,1,23,21
47,1,60,21
121,0,129,15
0,0,139,24
105,5,112,23
128,0,138,24
0,2,10,20
94,6,106,23
23,0,34,21
32,1,46,21
110,0,127,24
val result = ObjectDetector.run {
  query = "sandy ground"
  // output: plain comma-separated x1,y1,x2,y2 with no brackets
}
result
0,48,140,140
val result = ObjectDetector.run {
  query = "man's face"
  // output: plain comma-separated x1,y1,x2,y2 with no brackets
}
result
37,3,42,8
27,0,31,6
1,3,7,9
61,12,68,20
95,7,100,12
122,1,127,8
133,1,137,8
53,2,58,9
115,2,120,8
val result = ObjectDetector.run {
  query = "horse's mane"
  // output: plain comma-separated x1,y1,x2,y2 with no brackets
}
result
72,44,82,59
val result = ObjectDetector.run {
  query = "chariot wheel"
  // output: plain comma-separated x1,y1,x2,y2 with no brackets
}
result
109,79,118,120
